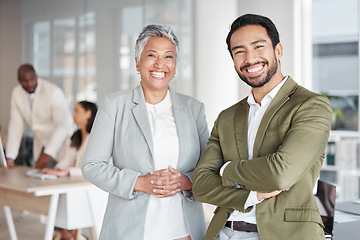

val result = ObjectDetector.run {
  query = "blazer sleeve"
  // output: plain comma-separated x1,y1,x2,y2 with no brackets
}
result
222,95,332,192
43,89,73,158
181,102,209,201
6,89,26,159
81,95,141,200
193,114,255,212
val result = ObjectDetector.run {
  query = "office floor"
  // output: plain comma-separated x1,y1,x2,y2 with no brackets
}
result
0,207,91,240
0,207,45,240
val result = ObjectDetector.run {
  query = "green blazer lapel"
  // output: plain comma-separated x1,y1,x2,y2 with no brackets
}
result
169,86,187,169
253,77,298,158
235,99,249,160
131,84,154,158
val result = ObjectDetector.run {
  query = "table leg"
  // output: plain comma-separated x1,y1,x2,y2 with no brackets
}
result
3,206,18,240
44,193,59,240
85,190,98,240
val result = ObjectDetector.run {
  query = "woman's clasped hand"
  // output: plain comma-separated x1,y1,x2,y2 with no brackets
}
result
135,165,192,198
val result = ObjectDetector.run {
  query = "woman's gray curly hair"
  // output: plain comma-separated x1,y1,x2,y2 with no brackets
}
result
135,24,179,61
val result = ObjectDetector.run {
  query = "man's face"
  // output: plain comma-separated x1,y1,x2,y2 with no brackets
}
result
19,71,37,93
230,25,282,88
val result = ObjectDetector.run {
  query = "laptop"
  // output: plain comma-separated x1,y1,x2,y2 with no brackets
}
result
0,137,7,168
314,180,336,239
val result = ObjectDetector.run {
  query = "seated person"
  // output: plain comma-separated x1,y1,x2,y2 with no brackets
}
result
40,101,97,240
40,101,97,177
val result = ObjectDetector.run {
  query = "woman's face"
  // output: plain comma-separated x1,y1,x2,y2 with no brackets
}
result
135,37,177,93
72,103,90,127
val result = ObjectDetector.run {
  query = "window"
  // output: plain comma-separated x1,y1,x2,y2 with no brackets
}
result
116,0,194,96
312,0,359,131
31,12,97,106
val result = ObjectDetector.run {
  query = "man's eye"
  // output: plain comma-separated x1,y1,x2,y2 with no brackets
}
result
235,50,244,55
255,45,264,49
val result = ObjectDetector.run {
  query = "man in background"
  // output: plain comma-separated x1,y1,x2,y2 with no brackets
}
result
193,14,332,240
6,63,73,169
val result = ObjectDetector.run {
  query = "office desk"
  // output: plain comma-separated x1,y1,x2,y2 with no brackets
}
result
0,166,100,240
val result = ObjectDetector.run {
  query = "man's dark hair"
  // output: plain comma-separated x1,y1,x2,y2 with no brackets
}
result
226,14,280,58
17,63,36,80
70,101,98,148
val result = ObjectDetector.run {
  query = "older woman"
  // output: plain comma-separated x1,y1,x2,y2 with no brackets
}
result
81,25,209,240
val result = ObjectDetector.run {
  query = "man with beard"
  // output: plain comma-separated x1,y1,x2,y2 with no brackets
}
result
193,14,332,240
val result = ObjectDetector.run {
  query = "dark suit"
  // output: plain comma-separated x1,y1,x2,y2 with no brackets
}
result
193,77,332,240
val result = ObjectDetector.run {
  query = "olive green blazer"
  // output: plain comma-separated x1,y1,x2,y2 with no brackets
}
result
193,77,332,240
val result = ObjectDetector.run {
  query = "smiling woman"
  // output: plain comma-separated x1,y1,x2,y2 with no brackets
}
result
135,36,177,104
81,24,209,240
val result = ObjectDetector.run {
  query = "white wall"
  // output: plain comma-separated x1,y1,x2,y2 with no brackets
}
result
0,0,21,134
194,0,245,128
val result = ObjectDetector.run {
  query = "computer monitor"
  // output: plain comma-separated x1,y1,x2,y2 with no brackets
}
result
315,180,336,239
0,137,7,168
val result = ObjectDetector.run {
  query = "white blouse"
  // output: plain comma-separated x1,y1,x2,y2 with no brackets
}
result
143,90,189,240
55,135,89,176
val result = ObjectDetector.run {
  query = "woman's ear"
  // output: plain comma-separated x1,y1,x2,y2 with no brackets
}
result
135,58,140,72
85,109,92,120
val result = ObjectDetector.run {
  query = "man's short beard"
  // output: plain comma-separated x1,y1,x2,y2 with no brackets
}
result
237,57,278,88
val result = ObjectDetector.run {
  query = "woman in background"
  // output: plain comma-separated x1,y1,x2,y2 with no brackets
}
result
40,101,97,240
81,24,209,240
40,101,97,177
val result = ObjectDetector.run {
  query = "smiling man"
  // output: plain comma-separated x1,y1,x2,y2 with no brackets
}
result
193,14,332,240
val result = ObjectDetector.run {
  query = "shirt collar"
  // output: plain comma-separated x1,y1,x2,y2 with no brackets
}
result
247,76,288,106
146,89,172,112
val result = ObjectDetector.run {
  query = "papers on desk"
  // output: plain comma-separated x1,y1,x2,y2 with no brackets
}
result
26,169,57,180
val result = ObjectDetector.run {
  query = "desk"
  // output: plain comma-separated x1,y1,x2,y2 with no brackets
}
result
0,166,100,240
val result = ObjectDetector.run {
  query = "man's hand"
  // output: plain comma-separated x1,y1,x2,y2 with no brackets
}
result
6,158,15,168
257,190,282,201
35,153,52,169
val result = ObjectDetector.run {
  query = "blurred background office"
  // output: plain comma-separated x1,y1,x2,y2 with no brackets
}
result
0,0,359,202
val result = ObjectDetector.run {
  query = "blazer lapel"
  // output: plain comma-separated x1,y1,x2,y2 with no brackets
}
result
253,77,298,158
131,85,154,157
235,99,249,160
169,86,186,169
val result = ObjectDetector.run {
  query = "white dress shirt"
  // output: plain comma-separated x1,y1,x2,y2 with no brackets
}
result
143,90,189,240
223,77,288,224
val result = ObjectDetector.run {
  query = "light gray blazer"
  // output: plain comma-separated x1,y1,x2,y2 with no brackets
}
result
81,84,209,240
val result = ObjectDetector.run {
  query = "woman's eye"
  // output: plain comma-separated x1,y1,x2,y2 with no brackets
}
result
165,55,174,59
147,54,155,57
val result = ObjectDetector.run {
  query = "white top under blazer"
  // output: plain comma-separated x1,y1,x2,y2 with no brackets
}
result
144,90,189,239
